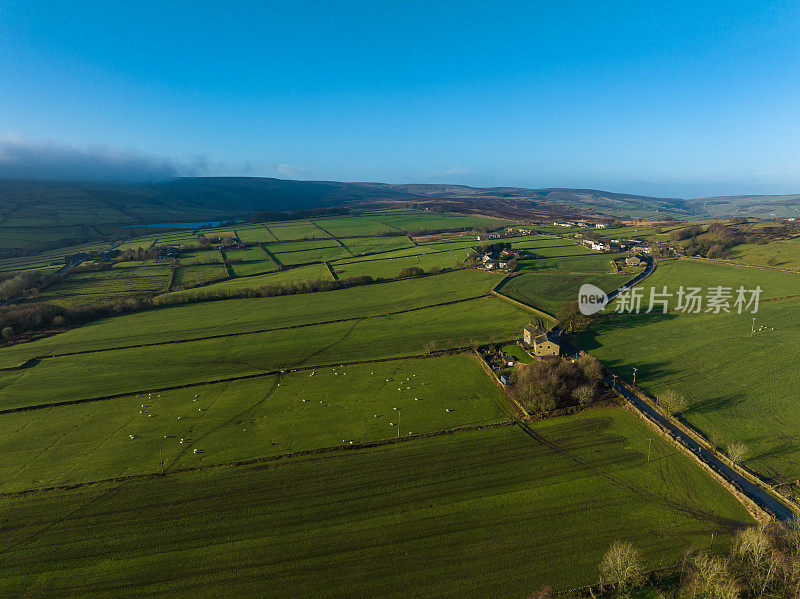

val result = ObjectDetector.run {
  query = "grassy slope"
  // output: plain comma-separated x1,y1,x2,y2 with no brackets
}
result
0,296,530,409
0,270,504,367
0,355,507,492
579,259,800,479
0,409,753,597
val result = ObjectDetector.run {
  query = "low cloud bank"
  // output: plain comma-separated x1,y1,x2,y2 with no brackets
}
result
0,138,210,183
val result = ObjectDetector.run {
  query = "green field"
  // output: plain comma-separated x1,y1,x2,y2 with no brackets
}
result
725,236,800,271
340,235,415,255
580,259,800,479
267,221,331,241
497,272,632,314
334,248,469,279
227,247,278,276
272,245,350,265
158,263,334,301
0,297,530,409
235,225,278,243
38,264,172,306
0,409,753,597
313,216,396,237
0,270,504,367
172,263,229,287
0,355,507,492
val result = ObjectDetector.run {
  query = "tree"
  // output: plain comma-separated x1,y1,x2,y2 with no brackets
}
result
658,389,688,416
576,354,604,384
599,541,643,595
683,552,739,599
727,441,749,464
557,301,592,334
1,326,14,341
572,384,595,406
398,266,424,278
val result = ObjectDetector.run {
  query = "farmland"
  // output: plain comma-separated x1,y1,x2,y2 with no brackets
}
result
578,258,800,480
0,409,753,597
0,208,770,594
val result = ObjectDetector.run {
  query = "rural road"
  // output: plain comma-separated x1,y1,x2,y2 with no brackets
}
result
562,256,796,524
610,380,796,524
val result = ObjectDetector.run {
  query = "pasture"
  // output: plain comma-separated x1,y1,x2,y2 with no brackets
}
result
158,262,334,300
0,409,753,597
0,296,531,409
580,259,800,480
267,221,331,241
0,355,507,492
313,216,396,237
497,272,632,314
0,270,504,367
333,248,469,279
38,264,172,306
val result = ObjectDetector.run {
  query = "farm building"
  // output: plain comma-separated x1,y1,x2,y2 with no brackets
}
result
626,255,643,267
523,326,560,357
483,259,499,270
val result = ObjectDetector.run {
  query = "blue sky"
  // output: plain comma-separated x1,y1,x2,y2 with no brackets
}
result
1,1,799,197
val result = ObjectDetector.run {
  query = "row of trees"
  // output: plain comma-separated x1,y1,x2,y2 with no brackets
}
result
594,523,800,598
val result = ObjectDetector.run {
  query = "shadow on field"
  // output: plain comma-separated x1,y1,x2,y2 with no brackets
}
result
574,311,678,351
683,392,747,417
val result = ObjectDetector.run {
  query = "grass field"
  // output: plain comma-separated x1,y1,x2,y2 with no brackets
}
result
234,225,278,243
227,247,278,276
0,297,530,409
272,245,350,265
38,264,172,306
340,235,415,255
313,216,395,237
179,249,224,265
158,263,334,301
0,355,507,492
497,272,632,314
172,263,229,287
267,221,331,241
333,248,469,279
578,259,800,480
621,258,800,301
725,236,800,271
0,270,504,365
0,408,753,597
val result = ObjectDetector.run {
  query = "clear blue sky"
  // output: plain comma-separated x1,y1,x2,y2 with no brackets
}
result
1,1,799,197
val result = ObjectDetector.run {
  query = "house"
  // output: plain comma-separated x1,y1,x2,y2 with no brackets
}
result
596,223,609,229
626,255,642,267
502,355,515,367
483,259,499,270
476,235,483,241
498,260,510,269
523,326,560,357
482,254,493,263
499,374,510,385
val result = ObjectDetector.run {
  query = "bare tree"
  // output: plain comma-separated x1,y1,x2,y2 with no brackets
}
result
658,389,688,416
572,384,595,406
683,552,740,599
727,441,749,464
599,541,644,595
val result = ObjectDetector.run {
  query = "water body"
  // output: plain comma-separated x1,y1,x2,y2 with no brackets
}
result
133,221,242,229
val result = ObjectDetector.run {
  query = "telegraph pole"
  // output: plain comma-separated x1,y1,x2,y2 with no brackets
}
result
632,367,638,386
751,317,756,337
647,437,652,463
611,373,617,391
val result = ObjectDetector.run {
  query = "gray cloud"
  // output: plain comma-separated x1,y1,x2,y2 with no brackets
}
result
0,138,210,183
